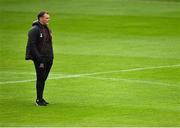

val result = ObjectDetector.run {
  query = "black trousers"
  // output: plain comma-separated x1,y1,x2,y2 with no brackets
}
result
33,60,53,100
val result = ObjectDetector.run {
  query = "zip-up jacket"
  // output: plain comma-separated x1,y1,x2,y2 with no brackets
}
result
25,20,54,62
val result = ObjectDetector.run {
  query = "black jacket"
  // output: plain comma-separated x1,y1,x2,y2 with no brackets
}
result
25,21,54,62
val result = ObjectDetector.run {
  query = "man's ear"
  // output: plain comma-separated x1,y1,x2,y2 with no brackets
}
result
39,17,43,22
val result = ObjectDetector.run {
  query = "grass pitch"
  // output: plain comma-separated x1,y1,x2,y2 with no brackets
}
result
0,0,180,126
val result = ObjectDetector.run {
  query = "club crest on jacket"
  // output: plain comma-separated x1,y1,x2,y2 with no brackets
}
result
40,33,43,37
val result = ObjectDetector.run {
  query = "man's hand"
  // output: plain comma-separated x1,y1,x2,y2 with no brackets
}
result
39,63,44,68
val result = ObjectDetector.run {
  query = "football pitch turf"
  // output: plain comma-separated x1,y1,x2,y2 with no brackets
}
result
0,0,180,127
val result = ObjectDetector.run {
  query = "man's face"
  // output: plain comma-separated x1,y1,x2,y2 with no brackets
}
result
40,13,50,25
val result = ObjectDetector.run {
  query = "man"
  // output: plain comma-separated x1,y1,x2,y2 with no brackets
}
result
25,11,54,106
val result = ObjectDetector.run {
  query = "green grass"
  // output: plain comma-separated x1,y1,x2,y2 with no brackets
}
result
0,0,180,126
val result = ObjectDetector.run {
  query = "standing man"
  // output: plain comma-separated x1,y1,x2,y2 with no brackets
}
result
25,11,54,106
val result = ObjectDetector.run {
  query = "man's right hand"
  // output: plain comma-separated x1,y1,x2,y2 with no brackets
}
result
39,63,44,68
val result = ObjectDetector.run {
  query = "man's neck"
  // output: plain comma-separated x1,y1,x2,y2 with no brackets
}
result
39,21,46,26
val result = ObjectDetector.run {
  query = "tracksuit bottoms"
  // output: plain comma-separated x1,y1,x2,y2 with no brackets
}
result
33,60,53,100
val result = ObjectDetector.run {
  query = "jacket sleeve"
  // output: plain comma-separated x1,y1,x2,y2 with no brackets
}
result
28,27,42,61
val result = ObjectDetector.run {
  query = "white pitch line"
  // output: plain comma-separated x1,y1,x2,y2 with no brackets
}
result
0,79,36,84
1,63,180,76
85,76,179,87
0,71,35,75
0,75,80,85
0,71,65,76
77,64,180,76
0,64,180,85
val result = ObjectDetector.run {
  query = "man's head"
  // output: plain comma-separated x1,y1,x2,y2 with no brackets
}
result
37,11,50,25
